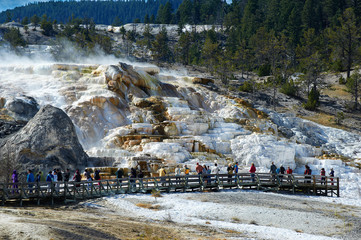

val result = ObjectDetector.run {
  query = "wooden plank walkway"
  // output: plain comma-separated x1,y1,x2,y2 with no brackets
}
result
0,173,339,206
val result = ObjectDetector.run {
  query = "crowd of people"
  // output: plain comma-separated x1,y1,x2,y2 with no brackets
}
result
8,162,336,193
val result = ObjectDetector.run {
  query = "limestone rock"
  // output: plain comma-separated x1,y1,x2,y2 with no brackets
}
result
0,105,88,171
5,97,39,121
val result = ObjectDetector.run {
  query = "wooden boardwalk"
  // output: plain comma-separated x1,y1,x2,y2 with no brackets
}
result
0,173,339,206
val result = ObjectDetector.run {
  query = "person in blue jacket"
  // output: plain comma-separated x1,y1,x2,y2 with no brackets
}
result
46,171,53,192
27,170,35,193
234,162,239,183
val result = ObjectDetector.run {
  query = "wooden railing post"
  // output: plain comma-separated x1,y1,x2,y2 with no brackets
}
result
313,176,316,195
51,182,54,206
337,178,340,197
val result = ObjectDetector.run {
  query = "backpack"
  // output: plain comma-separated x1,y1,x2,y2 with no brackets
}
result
185,168,190,174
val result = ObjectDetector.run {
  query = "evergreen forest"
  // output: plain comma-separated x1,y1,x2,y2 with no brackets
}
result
1,0,361,111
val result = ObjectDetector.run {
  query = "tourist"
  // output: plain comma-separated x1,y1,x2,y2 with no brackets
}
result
270,162,277,183
115,168,124,183
175,165,181,184
234,162,239,174
130,167,137,178
64,169,70,182
329,168,335,185
94,169,101,181
46,171,53,192
211,163,220,175
196,163,203,175
211,163,220,184
207,166,212,184
249,163,256,182
115,168,124,179
279,165,285,182
202,165,208,184
158,166,167,186
36,171,42,182
46,171,53,182
304,165,312,183
84,169,93,189
73,169,82,187
129,167,137,188
84,169,93,181
286,167,293,183
227,163,233,183
52,170,58,182
184,165,190,175
138,169,144,185
320,168,326,185
270,162,277,174
184,165,190,183
12,170,18,194
57,169,63,182
27,170,35,193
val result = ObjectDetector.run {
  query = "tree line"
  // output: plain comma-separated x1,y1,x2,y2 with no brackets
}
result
1,0,361,110
0,0,182,25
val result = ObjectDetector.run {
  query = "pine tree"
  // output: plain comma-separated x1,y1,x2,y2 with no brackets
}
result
3,28,26,49
176,31,191,65
30,14,40,30
241,0,263,40
151,26,172,62
329,8,360,78
346,68,361,110
21,16,29,26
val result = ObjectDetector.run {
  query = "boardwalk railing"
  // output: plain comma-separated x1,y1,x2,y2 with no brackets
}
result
0,173,339,206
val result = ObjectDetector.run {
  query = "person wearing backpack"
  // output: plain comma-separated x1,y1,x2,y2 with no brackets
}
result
304,165,312,183
184,165,190,175
72,169,81,187
64,169,70,182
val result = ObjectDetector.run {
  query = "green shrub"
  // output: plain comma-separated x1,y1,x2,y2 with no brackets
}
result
303,88,320,111
331,60,344,72
339,76,346,84
335,111,345,125
258,64,271,77
239,81,253,93
280,79,298,97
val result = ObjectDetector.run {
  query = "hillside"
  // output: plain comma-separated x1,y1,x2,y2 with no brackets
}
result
0,0,182,25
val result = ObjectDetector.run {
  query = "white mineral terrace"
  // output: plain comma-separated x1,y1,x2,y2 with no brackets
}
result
0,59,361,202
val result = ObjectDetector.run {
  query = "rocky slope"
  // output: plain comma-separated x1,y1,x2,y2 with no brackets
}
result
0,105,88,173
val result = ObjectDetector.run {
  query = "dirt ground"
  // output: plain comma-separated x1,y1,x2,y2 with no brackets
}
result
0,201,228,240
0,191,360,240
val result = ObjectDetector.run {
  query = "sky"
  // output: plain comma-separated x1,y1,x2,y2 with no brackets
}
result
0,0,48,12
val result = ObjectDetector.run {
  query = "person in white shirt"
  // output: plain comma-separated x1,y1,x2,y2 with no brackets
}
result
175,165,182,184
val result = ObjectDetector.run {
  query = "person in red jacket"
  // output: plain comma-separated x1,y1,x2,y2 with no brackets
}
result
249,163,256,182
196,163,203,175
286,166,293,183
320,168,326,185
